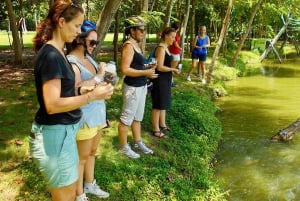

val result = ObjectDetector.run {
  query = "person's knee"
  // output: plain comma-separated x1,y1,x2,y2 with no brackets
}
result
90,147,97,156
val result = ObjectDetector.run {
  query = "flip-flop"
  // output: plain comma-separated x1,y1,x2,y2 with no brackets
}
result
151,130,167,139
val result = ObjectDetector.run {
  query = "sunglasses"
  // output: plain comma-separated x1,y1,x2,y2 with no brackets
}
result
87,40,99,47
61,2,81,16
136,27,146,33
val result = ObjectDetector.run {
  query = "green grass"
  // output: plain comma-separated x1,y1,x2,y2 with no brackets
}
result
0,53,232,200
0,31,157,49
1,34,267,200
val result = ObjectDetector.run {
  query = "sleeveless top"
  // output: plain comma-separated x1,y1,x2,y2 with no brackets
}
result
123,42,147,87
67,54,106,128
193,35,209,55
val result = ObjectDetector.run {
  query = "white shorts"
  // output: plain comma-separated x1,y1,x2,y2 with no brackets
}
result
171,53,180,61
120,83,147,126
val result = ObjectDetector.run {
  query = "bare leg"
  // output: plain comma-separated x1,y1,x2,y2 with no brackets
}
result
131,120,141,142
76,138,94,196
151,108,160,131
118,122,129,147
84,130,102,184
171,60,179,68
49,179,77,201
187,59,197,76
159,110,166,128
200,61,206,79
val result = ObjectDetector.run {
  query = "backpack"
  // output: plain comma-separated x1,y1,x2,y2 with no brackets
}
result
144,46,158,93
144,46,157,64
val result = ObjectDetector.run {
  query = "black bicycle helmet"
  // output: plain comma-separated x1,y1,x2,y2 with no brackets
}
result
124,16,146,30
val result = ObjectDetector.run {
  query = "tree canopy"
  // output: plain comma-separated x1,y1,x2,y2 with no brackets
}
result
2,0,300,64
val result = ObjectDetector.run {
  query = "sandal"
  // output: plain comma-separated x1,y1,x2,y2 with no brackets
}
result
151,130,167,139
160,126,171,132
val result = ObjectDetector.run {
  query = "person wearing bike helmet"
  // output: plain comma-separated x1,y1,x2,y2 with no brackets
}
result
66,20,113,200
118,16,158,159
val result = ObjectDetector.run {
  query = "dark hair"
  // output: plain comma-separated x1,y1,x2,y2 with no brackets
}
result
160,27,176,39
33,0,84,52
171,22,179,30
66,19,97,54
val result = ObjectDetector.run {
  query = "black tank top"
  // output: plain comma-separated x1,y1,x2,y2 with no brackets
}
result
124,45,147,87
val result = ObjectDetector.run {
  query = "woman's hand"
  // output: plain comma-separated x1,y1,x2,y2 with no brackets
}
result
172,68,180,75
145,68,158,79
89,83,114,100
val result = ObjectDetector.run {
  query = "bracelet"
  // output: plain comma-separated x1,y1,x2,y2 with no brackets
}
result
86,93,92,104
77,87,81,95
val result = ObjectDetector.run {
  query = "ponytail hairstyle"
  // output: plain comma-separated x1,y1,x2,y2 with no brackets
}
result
160,27,176,41
33,0,84,52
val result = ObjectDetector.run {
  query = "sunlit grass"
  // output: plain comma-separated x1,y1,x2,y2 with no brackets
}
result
0,31,157,49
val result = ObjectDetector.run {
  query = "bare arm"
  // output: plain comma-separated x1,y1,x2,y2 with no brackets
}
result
205,36,210,48
193,36,199,48
43,79,114,114
156,47,179,74
121,43,157,79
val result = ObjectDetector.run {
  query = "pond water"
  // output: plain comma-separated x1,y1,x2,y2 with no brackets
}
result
215,58,300,201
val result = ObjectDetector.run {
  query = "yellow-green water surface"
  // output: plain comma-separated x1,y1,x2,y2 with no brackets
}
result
215,58,300,201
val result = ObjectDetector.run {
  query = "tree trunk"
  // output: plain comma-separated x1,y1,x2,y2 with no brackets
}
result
92,0,121,57
113,8,120,64
179,0,190,61
189,0,196,54
86,0,90,20
270,119,300,142
231,0,263,66
163,0,173,28
5,0,23,64
206,0,233,84
140,0,148,53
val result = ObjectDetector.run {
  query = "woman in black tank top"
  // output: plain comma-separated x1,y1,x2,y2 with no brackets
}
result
151,27,180,138
118,16,158,159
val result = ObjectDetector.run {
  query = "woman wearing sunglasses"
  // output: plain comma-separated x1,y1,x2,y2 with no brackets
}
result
118,16,158,159
31,1,114,201
66,20,114,200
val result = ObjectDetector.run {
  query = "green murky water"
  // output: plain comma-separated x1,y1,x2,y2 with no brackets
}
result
215,58,300,201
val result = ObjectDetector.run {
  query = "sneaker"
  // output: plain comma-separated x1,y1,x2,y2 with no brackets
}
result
134,141,154,154
171,82,177,87
76,193,90,201
197,73,202,78
84,179,109,198
121,144,140,159
187,76,191,81
202,79,206,84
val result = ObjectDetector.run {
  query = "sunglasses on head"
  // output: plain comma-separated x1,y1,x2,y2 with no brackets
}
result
61,2,81,16
87,40,99,47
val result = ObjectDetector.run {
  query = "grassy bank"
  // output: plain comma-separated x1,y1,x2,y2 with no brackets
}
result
0,40,263,200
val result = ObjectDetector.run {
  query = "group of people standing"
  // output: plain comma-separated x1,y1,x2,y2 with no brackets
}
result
29,1,210,201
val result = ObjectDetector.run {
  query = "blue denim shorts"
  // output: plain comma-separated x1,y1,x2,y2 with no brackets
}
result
29,122,79,188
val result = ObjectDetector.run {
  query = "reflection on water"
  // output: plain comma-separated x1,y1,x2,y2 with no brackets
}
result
215,59,300,201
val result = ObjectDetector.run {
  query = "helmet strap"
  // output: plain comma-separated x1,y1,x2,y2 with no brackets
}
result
130,35,140,43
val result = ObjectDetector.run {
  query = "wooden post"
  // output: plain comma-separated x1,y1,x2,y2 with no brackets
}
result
260,18,290,62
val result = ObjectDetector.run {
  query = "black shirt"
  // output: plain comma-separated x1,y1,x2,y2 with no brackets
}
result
34,44,82,125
